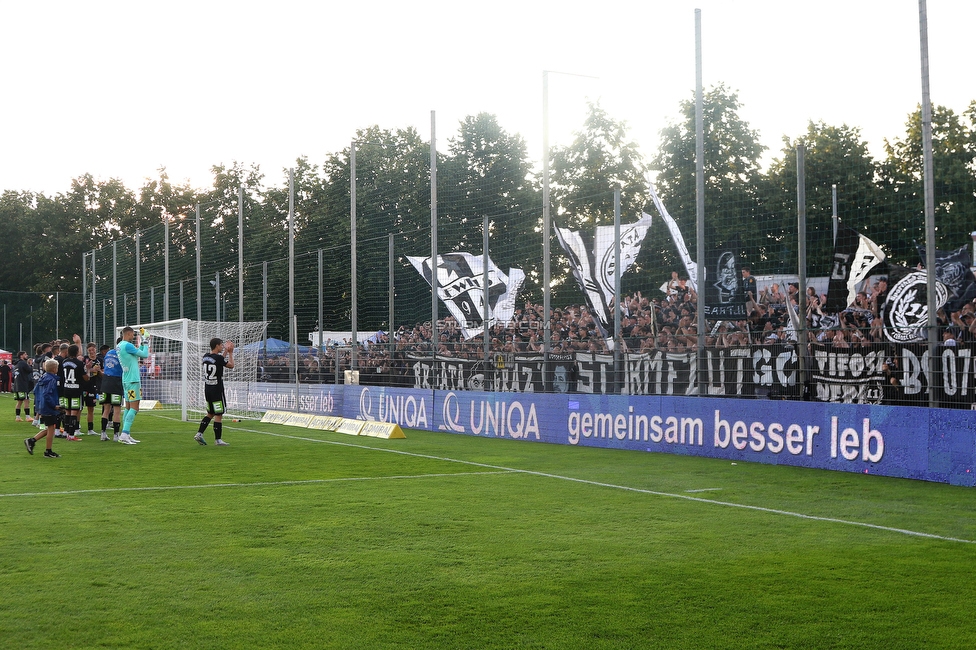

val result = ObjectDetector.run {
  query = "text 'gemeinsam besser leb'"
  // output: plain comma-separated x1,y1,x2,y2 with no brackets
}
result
567,408,884,462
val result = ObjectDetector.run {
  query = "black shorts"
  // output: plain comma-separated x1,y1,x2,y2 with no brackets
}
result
205,388,226,415
62,390,83,410
40,414,60,426
100,376,124,405
14,391,29,400
84,392,98,407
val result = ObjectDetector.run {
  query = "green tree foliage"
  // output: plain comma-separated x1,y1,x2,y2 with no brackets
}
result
440,113,541,300
652,84,767,276
764,121,886,276
548,103,649,305
880,103,976,261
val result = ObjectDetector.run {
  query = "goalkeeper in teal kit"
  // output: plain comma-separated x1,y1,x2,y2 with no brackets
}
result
116,326,149,445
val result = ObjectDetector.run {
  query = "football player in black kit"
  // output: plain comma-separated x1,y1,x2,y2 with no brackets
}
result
194,338,235,446
82,342,102,435
60,343,89,441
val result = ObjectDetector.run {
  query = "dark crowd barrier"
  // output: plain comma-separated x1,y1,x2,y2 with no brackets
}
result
404,343,976,408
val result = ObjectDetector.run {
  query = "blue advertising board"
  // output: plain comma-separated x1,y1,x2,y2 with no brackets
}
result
235,381,976,487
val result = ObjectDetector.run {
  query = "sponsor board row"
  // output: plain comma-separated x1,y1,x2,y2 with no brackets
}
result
147,380,976,486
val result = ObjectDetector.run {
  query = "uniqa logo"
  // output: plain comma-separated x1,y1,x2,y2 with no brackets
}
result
441,392,466,432
359,387,427,428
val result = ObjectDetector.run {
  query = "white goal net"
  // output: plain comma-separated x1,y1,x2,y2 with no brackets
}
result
117,319,268,421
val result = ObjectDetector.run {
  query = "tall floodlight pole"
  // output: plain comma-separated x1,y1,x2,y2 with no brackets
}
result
135,231,141,324
542,72,551,360
196,203,202,323
238,185,245,324
55,293,59,340
694,9,707,396
91,249,97,337
318,248,324,352
919,0,938,408
388,234,395,353
164,213,170,321
289,168,297,382
483,214,490,364
350,145,359,370
262,261,268,357
832,184,839,244
112,241,118,335
82,252,88,343
797,144,809,399
430,112,438,359
614,188,622,393
214,272,220,322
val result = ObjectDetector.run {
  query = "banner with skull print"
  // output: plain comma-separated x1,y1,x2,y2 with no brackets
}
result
407,252,525,341
703,239,747,319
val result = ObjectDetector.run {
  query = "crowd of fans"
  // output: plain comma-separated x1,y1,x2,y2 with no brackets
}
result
258,265,976,387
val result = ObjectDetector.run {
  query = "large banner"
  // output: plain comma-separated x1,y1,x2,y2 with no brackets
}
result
702,239,747,319
407,252,525,340
403,343,976,407
424,389,975,486
553,213,653,347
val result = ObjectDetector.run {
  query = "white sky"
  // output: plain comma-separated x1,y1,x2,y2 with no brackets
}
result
1,0,973,196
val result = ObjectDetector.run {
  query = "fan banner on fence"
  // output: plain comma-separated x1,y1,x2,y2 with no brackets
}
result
399,341,976,406
406,253,525,341
916,244,976,314
648,182,697,290
882,264,948,343
703,239,747,319
553,212,653,348
826,225,886,312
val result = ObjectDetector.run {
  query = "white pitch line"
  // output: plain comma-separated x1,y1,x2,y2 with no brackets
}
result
207,418,976,546
0,470,516,499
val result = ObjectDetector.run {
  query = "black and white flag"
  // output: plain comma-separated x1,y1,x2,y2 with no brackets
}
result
554,212,653,349
407,252,525,341
916,244,976,314
703,239,746,319
826,225,886,312
648,182,697,290
882,264,948,343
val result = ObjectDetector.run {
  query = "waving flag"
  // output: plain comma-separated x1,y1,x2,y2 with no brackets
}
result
554,212,653,349
648,182,697,290
826,225,886,312
407,252,525,341
916,244,976,314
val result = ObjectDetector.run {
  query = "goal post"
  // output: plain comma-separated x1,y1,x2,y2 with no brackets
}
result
116,318,269,421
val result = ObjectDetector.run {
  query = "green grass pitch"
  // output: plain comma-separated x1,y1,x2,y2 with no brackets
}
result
1,393,975,649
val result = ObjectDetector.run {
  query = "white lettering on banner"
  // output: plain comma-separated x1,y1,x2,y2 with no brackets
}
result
567,406,700,447
713,410,819,456
469,400,540,439
358,387,428,428
830,416,885,462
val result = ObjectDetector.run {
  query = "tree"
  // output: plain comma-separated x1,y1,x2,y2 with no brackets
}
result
764,121,887,277
549,102,649,305
652,84,768,277
439,113,541,300
880,103,976,263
